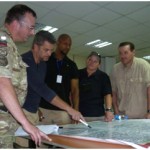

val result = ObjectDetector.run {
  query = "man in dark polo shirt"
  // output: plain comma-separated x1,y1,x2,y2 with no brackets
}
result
39,34,79,125
79,51,114,122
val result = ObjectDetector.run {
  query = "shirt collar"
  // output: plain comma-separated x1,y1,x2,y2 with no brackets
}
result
1,26,12,37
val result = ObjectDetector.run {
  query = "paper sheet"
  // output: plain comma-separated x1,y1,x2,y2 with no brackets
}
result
15,124,59,136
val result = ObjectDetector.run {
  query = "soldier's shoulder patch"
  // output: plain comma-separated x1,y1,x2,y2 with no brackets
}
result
0,35,8,66
0,36,7,47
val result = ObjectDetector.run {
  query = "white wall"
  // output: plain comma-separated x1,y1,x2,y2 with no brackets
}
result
100,57,116,75
68,54,86,69
68,54,116,75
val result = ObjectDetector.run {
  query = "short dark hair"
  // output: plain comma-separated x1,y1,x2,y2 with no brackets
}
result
57,34,72,43
32,30,56,48
5,4,37,24
87,51,101,63
118,42,135,52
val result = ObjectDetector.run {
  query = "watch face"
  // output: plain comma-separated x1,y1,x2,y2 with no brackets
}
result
105,108,112,112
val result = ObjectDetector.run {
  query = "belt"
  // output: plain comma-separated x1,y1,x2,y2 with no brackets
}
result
0,105,8,112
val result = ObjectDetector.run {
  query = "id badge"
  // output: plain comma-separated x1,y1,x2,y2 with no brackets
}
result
56,75,62,83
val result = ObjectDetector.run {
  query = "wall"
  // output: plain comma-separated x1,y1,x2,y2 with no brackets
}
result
68,53,116,75
100,57,116,75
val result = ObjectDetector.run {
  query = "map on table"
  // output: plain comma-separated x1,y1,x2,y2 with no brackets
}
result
58,119,150,145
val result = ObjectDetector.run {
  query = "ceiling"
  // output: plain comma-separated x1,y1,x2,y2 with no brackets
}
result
0,1,150,59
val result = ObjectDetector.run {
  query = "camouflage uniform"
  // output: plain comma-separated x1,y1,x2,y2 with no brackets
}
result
0,27,28,148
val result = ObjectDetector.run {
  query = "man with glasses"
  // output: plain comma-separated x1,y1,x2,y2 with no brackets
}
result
78,51,114,122
0,4,50,148
20,21,35,31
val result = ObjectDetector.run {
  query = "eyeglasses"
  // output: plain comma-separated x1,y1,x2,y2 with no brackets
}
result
20,21,35,31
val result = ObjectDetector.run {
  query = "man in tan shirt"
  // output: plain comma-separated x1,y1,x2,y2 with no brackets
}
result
110,41,150,119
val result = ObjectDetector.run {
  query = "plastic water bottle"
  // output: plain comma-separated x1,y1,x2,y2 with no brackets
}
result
114,114,128,120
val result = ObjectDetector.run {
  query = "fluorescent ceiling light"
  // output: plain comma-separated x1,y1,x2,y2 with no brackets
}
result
35,23,58,33
85,39,112,48
43,26,52,31
94,42,112,48
143,55,150,60
86,39,101,45
42,26,58,33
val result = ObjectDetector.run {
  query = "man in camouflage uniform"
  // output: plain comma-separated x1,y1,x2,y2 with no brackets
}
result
0,4,50,148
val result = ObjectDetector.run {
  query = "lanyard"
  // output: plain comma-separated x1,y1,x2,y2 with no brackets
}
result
56,60,63,74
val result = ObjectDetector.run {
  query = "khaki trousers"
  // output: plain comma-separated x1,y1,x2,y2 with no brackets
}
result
84,116,105,122
39,108,72,125
22,109,39,125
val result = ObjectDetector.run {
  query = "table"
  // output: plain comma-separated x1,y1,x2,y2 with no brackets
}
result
45,119,150,148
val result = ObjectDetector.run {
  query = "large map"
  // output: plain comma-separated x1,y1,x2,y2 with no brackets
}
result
58,119,150,145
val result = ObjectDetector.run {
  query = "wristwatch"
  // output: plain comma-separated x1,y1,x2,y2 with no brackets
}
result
105,108,112,112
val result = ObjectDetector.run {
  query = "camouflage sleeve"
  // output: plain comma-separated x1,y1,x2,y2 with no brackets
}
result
0,35,12,78
0,44,8,66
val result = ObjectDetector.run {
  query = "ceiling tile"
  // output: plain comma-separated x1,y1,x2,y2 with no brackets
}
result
104,17,139,32
55,2,99,18
121,24,150,37
40,11,76,28
72,34,92,47
64,20,97,34
84,26,116,41
24,2,51,20
105,1,150,15
83,8,121,25
0,1,149,58
127,5,150,23
29,1,64,10
92,2,112,7
0,1,16,14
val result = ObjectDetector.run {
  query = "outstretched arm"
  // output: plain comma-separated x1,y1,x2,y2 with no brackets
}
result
104,94,114,122
70,79,79,110
50,95,85,121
